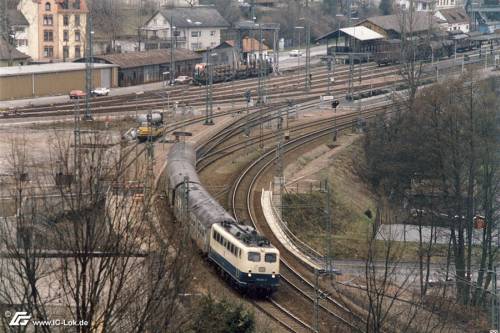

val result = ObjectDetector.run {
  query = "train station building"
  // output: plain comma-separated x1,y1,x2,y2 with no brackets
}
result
77,48,202,87
316,26,385,55
0,62,118,100
356,13,445,39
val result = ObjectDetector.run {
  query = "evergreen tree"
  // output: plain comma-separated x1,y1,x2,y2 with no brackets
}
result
379,0,393,15
189,295,255,333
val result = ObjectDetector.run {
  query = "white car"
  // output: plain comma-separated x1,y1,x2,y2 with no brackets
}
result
289,49,303,57
91,87,110,97
174,75,192,84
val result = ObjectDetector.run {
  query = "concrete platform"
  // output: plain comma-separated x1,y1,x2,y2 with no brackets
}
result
261,188,324,271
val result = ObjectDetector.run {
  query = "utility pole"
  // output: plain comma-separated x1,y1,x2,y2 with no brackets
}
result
257,25,266,105
205,48,214,125
258,24,265,149
323,180,335,278
347,0,354,100
145,110,155,192
170,17,176,85
305,0,311,91
73,96,82,201
273,107,284,219
182,176,190,223
84,14,94,121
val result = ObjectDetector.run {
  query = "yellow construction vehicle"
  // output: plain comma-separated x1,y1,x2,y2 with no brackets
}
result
136,112,165,142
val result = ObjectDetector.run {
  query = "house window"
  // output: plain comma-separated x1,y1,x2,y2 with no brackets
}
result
16,39,28,47
73,0,80,9
43,30,53,42
63,30,69,41
43,46,53,57
45,2,51,11
75,30,80,41
75,46,81,58
61,0,69,9
63,15,69,26
210,30,216,36
75,15,80,26
63,46,69,59
191,42,201,50
43,15,53,26
191,31,201,37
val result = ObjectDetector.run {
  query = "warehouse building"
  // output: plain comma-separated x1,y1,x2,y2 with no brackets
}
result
76,48,202,87
0,63,118,100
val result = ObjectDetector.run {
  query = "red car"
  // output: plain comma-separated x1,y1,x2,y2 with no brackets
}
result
69,90,86,99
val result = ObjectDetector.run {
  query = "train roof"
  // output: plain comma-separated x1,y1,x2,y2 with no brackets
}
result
167,160,201,189
166,142,200,189
215,222,273,248
189,185,236,227
168,142,196,164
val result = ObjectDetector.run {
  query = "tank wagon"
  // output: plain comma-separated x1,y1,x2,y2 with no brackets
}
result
165,142,280,294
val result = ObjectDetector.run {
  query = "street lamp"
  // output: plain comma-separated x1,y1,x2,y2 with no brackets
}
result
170,23,178,85
294,26,304,83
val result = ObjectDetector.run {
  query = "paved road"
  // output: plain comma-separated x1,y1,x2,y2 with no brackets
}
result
278,45,327,70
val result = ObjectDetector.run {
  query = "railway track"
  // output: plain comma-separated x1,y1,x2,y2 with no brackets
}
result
225,108,390,332
192,102,386,331
3,63,394,119
4,45,496,120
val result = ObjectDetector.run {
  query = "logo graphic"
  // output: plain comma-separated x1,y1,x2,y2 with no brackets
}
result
9,312,31,326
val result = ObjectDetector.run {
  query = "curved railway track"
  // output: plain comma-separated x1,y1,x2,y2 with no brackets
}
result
228,114,380,332
193,103,387,331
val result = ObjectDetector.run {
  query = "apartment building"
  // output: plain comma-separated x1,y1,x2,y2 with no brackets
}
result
141,6,229,51
18,0,88,62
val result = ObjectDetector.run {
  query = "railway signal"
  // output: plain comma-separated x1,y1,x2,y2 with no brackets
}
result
331,100,339,109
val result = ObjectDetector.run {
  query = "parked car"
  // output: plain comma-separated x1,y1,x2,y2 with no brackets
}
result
289,49,303,57
174,75,192,84
69,90,86,99
91,87,110,97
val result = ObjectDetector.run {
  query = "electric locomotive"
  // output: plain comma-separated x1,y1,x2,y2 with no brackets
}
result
165,142,280,294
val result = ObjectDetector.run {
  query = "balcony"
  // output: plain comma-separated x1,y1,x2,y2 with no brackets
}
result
144,35,187,43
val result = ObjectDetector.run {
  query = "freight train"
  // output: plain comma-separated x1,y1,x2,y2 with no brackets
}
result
327,31,486,66
165,142,280,294
193,59,273,85
372,32,483,66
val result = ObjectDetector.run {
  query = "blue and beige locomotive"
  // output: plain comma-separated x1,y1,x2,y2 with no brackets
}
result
165,142,280,293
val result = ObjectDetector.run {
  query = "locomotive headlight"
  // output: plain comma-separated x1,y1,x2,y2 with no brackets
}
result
272,272,275,278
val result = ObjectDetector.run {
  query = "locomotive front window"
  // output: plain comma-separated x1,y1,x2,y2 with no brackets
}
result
248,252,261,262
265,253,277,263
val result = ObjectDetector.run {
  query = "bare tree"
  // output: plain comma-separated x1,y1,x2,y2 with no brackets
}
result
1,128,195,332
